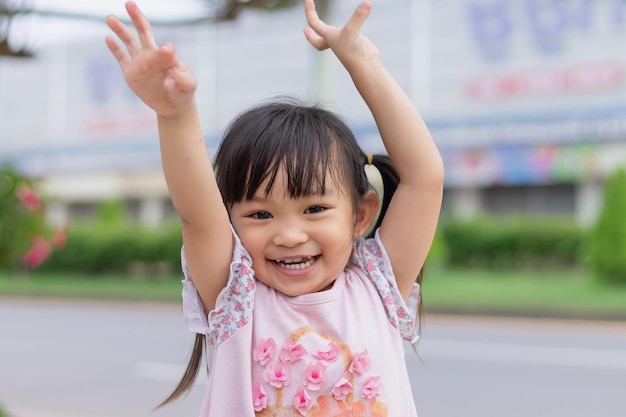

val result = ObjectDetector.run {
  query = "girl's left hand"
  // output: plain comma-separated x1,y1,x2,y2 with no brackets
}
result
303,0,380,73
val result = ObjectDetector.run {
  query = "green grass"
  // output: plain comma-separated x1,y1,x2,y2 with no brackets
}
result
2,268,626,320
424,267,626,320
0,272,182,302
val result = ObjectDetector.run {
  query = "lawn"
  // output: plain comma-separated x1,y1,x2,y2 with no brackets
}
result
0,272,182,302
424,267,626,320
1,268,625,320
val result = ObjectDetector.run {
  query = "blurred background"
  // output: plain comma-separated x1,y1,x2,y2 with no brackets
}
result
1,0,626,416
2,0,625,226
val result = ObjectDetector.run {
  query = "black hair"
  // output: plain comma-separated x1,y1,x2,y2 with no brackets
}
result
214,98,369,212
157,97,422,407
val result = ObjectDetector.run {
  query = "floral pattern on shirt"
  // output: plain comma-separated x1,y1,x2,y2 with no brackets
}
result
252,328,388,417
181,226,256,345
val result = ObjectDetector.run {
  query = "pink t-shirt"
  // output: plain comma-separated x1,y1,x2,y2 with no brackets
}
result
182,228,420,416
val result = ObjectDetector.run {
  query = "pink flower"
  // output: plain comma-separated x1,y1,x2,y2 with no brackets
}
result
23,236,52,269
280,339,308,364
366,260,375,272
303,361,326,391
331,371,353,400
253,338,276,365
349,350,370,375
252,382,268,412
263,362,290,388
361,375,383,399
16,185,41,212
293,387,312,416
313,342,340,365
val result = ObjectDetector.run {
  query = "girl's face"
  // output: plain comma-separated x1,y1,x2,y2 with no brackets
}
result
229,168,375,297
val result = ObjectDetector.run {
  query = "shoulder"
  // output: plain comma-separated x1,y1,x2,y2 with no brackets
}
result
350,230,420,344
182,224,257,344
351,229,393,277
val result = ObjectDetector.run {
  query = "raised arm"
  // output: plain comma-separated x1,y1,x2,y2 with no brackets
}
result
303,0,444,299
106,2,232,311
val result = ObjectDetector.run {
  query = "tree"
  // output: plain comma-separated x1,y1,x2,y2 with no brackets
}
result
209,0,299,20
587,168,626,284
1,0,332,58
0,0,33,57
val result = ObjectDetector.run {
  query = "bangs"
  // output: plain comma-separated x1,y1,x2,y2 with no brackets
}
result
215,101,355,205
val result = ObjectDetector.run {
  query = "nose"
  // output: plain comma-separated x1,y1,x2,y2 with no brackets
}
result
272,217,308,248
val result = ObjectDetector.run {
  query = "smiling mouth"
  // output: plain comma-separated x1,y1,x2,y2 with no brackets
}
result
274,256,316,270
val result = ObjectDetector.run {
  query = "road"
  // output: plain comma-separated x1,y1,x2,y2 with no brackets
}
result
1,298,625,417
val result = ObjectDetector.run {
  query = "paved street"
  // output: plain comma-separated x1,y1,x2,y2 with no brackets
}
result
1,298,625,417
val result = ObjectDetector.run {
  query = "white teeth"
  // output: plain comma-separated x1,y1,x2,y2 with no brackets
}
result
276,257,314,270
283,258,303,264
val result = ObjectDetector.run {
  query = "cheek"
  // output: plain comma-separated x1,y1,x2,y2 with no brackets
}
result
239,230,262,253
231,223,262,255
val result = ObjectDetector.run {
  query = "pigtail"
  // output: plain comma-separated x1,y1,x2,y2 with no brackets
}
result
156,333,205,408
366,154,399,238
367,154,424,330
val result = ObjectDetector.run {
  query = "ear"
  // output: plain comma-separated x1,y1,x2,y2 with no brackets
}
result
354,190,380,238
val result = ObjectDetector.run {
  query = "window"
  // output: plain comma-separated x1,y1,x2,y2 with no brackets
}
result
483,184,575,216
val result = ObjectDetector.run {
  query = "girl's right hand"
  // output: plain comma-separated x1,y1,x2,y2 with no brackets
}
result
105,1,197,118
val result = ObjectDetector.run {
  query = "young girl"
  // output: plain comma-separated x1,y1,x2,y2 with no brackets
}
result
106,0,443,415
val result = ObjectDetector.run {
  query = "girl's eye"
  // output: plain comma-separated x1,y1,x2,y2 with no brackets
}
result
305,205,325,214
251,211,272,219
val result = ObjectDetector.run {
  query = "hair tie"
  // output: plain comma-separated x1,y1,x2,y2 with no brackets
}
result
364,156,384,237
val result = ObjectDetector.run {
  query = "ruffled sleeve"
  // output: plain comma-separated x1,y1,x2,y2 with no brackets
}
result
180,225,256,346
350,229,421,347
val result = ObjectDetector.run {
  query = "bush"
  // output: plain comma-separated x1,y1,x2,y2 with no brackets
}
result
38,220,182,278
32,200,182,278
0,165,64,271
587,169,626,284
440,215,585,270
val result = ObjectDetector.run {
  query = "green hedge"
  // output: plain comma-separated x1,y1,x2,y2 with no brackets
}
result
36,221,182,278
439,216,585,270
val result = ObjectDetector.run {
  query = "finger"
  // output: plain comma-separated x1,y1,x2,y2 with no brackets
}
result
104,35,131,69
303,27,328,51
343,1,372,35
156,42,178,71
125,1,158,50
304,0,329,37
163,68,197,94
106,14,142,57
158,43,197,93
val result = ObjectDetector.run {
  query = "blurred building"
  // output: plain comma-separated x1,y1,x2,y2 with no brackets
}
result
1,0,626,227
